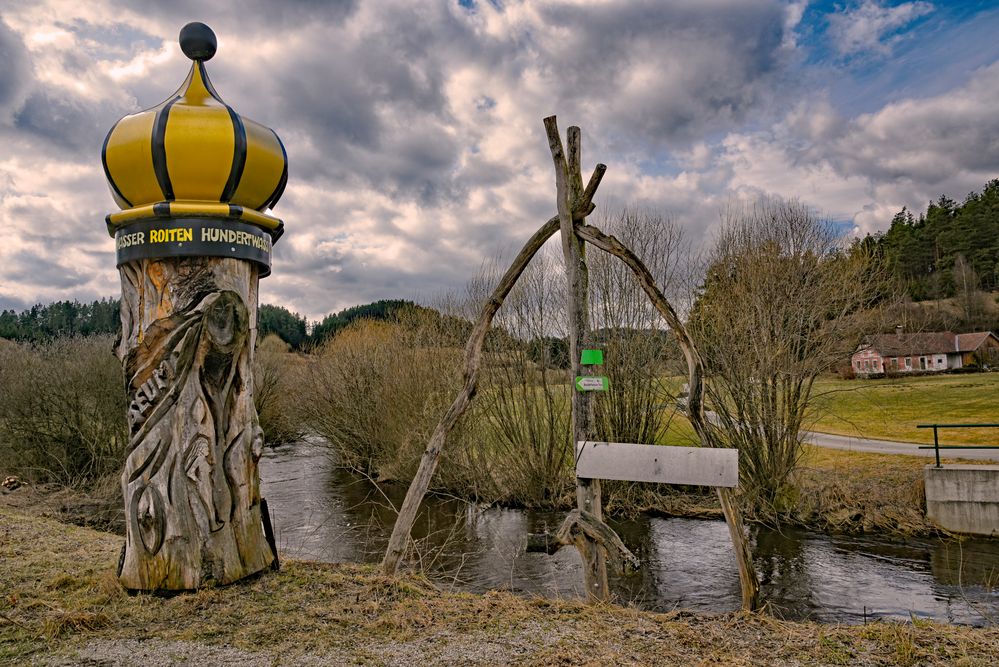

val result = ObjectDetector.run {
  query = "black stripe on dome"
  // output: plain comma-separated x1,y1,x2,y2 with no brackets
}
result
101,120,133,208
153,202,171,216
228,204,243,217
198,62,224,103
151,97,181,201
220,107,246,202
260,130,288,210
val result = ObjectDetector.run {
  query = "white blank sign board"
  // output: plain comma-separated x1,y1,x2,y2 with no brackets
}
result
576,441,738,488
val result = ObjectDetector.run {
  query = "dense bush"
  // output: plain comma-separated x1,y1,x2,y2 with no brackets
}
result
299,315,468,483
253,334,307,445
0,336,127,489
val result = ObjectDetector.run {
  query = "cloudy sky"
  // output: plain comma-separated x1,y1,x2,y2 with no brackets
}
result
1,0,998,319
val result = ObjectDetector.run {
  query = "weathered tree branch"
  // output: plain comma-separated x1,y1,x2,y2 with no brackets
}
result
381,217,559,575
526,509,639,573
544,116,611,602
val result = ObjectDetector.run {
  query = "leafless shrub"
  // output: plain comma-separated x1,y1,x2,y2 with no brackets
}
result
688,198,893,510
0,336,127,489
468,251,574,507
589,209,689,446
299,311,467,484
253,333,306,445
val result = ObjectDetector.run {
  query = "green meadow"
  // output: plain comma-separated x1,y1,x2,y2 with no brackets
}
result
810,373,999,445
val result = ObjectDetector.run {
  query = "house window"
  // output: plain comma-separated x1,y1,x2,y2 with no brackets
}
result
905,357,912,369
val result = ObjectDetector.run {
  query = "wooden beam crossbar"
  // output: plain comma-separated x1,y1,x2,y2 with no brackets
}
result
576,441,738,488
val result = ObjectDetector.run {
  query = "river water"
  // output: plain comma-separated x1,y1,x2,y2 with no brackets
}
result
259,441,999,625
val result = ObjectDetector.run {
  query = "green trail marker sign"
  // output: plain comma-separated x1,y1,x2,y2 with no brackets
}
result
580,349,604,365
575,376,608,392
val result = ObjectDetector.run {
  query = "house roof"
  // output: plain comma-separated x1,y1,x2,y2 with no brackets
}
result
956,332,997,352
865,332,956,356
860,331,997,357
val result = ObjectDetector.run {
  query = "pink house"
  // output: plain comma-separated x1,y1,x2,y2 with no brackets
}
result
851,330,999,377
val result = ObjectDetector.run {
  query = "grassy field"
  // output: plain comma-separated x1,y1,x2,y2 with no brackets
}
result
622,371,999,447
810,373,999,445
3,505,999,666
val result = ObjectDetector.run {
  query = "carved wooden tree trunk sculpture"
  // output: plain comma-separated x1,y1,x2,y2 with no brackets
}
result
116,258,275,590
101,23,286,590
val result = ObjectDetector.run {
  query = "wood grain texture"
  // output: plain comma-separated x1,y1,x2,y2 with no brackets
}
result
544,116,610,601
117,257,275,590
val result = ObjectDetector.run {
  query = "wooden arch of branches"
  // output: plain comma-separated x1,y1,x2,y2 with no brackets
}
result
381,117,759,611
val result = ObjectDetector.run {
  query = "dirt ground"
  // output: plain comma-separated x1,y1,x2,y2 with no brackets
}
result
3,484,999,666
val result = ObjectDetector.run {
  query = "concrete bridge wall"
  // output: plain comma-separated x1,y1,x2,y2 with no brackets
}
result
924,465,999,537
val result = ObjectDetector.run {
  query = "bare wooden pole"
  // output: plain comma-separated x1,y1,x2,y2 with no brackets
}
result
575,222,760,611
544,116,610,601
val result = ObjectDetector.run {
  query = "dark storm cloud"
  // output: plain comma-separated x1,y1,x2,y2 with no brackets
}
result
536,0,789,144
108,0,359,32
4,249,90,290
253,3,474,204
0,19,31,123
14,91,122,153
0,294,30,312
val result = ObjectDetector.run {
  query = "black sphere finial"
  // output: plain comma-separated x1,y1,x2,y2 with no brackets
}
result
179,22,217,61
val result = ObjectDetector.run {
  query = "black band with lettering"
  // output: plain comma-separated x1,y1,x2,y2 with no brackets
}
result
115,217,274,276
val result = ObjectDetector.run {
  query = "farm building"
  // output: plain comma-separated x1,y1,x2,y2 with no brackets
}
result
851,330,999,376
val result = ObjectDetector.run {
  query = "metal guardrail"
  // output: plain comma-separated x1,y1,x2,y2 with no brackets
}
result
916,423,999,467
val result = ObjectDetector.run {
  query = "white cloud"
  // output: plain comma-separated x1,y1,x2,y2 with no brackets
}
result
707,61,999,236
826,0,934,58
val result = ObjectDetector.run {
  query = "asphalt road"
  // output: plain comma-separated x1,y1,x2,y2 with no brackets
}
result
805,430,999,462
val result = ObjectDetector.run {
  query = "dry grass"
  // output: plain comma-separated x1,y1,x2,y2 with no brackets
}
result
788,446,930,534
3,506,999,666
787,446,996,535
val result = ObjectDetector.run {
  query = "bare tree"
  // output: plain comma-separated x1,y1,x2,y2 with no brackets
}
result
953,254,987,326
688,198,890,510
588,210,690,446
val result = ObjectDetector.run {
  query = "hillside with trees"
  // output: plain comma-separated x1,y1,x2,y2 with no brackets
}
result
866,180,999,301
0,298,459,350
0,299,120,342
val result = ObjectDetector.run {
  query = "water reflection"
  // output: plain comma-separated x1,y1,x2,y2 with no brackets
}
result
260,441,999,625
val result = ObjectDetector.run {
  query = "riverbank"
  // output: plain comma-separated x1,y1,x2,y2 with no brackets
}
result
2,506,998,666
606,445,954,537
0,441,965,543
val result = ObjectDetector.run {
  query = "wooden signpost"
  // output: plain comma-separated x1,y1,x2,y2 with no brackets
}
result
101,23,283,590
383,116,759,611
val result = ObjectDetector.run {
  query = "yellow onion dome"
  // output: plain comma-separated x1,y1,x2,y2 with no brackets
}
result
102,22,287,237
